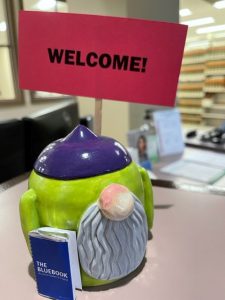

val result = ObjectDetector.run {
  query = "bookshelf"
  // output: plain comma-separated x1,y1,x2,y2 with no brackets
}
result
177,46,225,127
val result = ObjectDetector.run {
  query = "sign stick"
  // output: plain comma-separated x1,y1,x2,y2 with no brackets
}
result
94,98,103,135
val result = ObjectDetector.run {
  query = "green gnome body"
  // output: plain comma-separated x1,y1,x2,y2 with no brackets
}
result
20,125,154,287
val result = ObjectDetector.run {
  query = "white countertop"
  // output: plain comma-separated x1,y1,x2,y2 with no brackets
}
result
0,180,225,300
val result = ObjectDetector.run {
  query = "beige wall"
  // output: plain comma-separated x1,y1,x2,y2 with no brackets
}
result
67,0,129,145
0,0,179,147
68,0,127,17
0,1,75,126
67,0,179,143
76,97,129,144
127,0,179,129
0,48,15,100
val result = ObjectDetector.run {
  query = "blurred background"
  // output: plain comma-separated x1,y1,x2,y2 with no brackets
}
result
0,0,225,190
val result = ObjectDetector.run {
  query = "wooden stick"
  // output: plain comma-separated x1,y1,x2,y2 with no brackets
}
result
94,98,103,135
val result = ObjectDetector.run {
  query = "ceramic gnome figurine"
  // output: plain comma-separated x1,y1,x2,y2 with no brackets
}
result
20,125,154,287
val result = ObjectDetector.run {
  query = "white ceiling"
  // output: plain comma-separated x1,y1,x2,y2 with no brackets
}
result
180,0,225,42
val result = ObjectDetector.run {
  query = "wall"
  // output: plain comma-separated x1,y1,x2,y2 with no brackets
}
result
0,0,76,126
77,96,129,145
68,0,127,17
67,0,129,145
127,0,179,22
67,0,179,142
127,0,179,129
0,0,179,146
0,48,15,100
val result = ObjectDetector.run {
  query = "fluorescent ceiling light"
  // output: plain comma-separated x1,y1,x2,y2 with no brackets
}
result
214,31,225,38
214,0,225,9
182,17,215,27
179,8,192,17
36,0,56,11
0,21,6,32
197,24,225,34
187,36,203,42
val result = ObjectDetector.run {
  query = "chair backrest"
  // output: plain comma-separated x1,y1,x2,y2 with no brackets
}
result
0,119,26,183
23,99,79,171
79,115,94,131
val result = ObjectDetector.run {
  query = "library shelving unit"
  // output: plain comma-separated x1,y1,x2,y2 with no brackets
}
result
177,49,206,125
177,46,225,127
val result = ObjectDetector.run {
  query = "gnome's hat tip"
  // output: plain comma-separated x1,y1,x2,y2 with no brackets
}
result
64,124,98,143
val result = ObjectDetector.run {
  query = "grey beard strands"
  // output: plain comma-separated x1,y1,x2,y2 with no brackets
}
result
77,196,148,280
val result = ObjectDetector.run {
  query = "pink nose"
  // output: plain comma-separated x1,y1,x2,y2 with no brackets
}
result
98,183,134,221
99,184,129,210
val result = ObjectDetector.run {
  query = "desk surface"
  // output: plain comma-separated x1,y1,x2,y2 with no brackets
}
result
1,181,225,300
152,147,225,195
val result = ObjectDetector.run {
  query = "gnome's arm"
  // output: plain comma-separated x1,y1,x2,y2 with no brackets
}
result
19,189,40,249
139,167,154,229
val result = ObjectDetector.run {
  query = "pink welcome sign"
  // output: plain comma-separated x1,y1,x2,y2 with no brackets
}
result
19,11,187,106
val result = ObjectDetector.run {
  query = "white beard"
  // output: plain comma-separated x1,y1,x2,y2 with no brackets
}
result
77,196,148,280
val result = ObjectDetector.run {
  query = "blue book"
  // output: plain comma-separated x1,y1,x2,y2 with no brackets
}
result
29,228,82,300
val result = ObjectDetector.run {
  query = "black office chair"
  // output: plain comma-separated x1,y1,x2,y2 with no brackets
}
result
23,99,79,171
80,115,94,131
0,119,26,183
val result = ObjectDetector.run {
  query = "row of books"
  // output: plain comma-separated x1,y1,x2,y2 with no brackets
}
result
178,76,225,94
182,46,225,65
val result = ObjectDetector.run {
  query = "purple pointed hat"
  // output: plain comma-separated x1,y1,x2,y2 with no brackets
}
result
34,125,132,180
